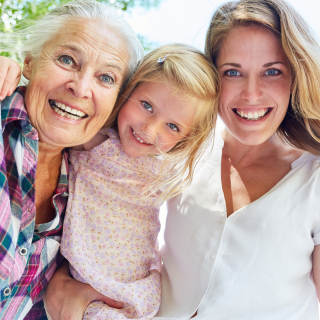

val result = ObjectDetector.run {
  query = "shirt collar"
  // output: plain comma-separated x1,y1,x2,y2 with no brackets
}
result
1,86,38,139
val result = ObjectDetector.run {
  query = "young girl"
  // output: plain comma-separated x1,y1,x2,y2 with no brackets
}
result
0,43,219,319
62,43,219,320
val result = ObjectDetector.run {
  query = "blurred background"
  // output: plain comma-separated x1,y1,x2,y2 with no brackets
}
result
2,0,320,59
1,0,320,247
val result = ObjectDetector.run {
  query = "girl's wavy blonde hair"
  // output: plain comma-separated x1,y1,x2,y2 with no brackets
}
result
205,0,320,155
105,43,219,201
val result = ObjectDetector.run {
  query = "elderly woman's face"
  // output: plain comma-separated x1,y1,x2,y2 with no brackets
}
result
216,25,292,146
23,19,128,148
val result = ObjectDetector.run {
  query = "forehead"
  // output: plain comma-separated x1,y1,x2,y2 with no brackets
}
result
218,25,287,65
44,19,128,70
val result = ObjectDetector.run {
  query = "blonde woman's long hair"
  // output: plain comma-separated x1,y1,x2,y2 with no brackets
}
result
105,43,219,201
205,0,320,155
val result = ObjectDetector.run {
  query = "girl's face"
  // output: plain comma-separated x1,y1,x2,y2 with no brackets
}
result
216,25,292,146
117,82,196,157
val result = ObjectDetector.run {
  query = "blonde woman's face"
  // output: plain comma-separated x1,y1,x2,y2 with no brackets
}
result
117,82,196,157
216,25,292,146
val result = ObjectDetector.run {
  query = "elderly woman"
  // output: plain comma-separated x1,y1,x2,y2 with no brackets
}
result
153,0,320,319
0,1,143,319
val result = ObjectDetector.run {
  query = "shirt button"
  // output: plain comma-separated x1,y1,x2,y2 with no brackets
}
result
210,254,215,260
3,287,11,297
34,228,39,233
19,248,28,256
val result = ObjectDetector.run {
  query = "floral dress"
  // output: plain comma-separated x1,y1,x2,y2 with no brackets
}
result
61,128,164,319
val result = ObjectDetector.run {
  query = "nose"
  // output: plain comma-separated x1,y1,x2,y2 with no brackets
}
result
66,69,93,99
141,118,161,141
241,75,262,102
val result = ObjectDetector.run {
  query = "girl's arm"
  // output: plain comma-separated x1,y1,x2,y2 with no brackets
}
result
43,260,123,320
72,132,108,151
312,244,320,299
0,57,21,100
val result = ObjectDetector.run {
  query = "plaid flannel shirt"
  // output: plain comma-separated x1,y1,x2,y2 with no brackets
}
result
0,87,68,319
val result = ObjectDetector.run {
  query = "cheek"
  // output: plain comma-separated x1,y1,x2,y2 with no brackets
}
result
160,134,181,151
219,81,239,109
268,82,291,111
117,103,133,128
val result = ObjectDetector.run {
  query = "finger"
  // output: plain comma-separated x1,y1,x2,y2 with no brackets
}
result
8,75,21,96
0,67,21,99
0,70,9,100
88,287,124,309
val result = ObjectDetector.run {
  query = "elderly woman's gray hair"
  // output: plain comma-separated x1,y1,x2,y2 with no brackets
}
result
2,0,144,88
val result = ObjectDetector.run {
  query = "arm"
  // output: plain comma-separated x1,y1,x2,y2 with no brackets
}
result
72,132,108,151
312,244,320,299
43,260,124,320
0,57,21,100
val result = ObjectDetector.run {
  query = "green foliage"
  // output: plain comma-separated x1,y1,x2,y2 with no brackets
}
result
0,0,160,55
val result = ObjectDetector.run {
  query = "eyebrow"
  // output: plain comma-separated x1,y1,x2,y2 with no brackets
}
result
263,61,285,67
59,44,83,55
59,44,123,72
219,61,285,68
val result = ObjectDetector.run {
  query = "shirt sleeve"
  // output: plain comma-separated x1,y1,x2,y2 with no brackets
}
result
312,220,320,246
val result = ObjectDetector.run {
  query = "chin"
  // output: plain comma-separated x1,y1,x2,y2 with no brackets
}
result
231,129,274,146
39,131,78,148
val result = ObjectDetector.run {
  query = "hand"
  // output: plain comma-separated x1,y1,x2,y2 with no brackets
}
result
43,260,124,320
0,57,21,100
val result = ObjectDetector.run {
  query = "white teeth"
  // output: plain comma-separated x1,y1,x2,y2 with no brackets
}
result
236,108,269,121
132,130,151,145
58,103,65,110
51,100,87,120
77,110,85,117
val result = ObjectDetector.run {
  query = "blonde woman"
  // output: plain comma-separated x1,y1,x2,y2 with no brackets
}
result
153,0,320,319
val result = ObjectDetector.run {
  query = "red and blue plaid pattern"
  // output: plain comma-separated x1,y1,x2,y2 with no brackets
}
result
0,87,68,319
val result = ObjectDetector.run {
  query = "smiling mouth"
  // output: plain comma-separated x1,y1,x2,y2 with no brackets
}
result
49,99,88,120
132,128,152,145
233,108,271,121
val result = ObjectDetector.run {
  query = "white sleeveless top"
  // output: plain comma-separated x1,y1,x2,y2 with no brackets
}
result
154,124,320,320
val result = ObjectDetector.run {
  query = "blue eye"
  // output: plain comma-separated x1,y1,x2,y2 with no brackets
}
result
265,69,280,76
167,123,178,131
59,55,74,65
142,101,153,112
101,74,114,84
226,69,240,77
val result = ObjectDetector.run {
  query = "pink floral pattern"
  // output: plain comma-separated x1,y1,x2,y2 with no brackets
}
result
61,129,163,319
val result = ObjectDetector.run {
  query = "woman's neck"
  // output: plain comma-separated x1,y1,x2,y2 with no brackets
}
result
221,128,300,167
38,142,63,168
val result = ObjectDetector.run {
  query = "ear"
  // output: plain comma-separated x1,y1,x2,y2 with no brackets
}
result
22,55,34,80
